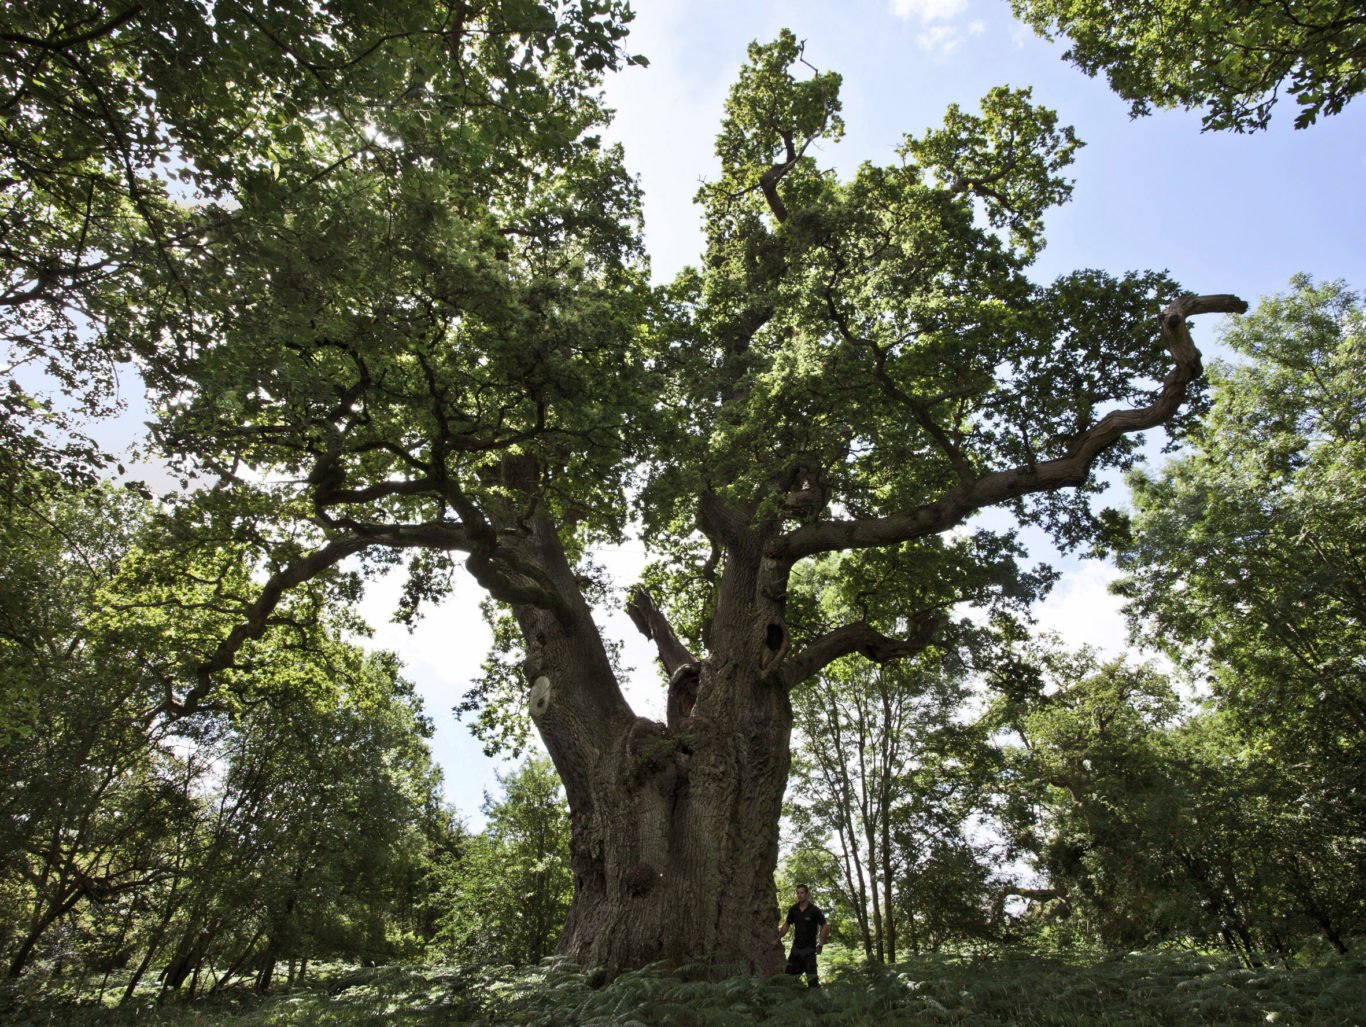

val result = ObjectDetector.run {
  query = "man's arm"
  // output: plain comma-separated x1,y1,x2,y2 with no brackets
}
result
817,920,830,950
775,907,793,948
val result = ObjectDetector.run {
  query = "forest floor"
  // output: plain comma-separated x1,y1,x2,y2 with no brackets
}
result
3,949,1363,1026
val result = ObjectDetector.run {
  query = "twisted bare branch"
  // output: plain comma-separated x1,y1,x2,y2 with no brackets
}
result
770,293,1248,563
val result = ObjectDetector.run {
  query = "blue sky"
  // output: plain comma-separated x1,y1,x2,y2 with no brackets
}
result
601,0,1365,292
101,1,1366,824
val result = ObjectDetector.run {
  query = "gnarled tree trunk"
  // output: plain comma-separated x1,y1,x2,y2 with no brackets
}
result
551,669,792,976
514,504,796,977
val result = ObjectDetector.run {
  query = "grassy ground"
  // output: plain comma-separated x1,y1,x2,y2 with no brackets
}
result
2,950,1363,1025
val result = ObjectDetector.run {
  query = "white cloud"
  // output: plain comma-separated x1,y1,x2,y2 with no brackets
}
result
1034,560,1129,656
916,25,965,54
890,0,970,22
889,0,980,55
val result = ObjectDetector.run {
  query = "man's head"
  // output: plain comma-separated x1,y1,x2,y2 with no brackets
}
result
795,884,809,903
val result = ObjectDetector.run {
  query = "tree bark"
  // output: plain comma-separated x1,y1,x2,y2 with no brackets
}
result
550,689,793,977
523,507,793,977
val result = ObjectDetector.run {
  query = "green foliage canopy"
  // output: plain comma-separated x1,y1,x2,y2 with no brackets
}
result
1011,0,1366,130
1115,276,1365,766
990,641,1363,957
0,0,640,483
0,464,446,987
1109,275,1366,951
4,3,1246,741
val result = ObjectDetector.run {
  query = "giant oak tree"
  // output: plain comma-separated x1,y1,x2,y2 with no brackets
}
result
37,7,1245,975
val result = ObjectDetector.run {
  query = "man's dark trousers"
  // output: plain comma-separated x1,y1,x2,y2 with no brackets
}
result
786,945,820,987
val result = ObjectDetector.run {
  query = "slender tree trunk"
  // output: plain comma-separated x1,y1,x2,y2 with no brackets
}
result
121,926,161,1005
211,926,265,994
878,686,900,965
7,884,85,978
161,914,221,995
836,837,873,958
865,834,884,962
1314,915,1349,954
1290,856,1351,955
814,687,873,957
856,701,886,964
881,847,896,964
121,880,183,1005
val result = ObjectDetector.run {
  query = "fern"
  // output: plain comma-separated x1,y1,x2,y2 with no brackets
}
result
4,951,1363,1025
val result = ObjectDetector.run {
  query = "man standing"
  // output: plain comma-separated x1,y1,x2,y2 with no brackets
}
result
776,883,830,987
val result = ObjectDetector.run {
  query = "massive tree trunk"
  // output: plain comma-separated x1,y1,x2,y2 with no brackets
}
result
514,500,795,977
551,669,792,977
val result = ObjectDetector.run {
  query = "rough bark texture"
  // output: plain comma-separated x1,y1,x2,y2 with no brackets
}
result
524,509,795,977
549,676,792,977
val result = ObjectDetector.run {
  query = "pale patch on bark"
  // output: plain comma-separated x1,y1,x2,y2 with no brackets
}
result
529,675,552,719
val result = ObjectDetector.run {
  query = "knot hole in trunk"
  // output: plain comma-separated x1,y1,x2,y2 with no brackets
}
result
624,861,660,895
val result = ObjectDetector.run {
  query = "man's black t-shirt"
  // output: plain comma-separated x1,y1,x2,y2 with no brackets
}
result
785,902,827,949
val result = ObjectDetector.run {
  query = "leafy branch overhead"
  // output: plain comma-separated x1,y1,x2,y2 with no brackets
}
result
1,0,642,480
1011,0,1366,130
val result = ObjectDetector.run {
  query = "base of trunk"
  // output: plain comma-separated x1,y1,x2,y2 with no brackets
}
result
553,701,792,979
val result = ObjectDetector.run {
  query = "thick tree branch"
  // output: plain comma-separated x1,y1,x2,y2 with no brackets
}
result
699,490,756,549
1,6,142,51
160,519,505,720
625,587,698,679
161,535,373,719
991,886,1071,923
770,293,1247,563
779,612,948,690
756,126,826,223
627,587,702,724
339,509,570,617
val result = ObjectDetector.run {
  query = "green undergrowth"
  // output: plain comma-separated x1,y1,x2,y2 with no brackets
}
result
3,951,1363,1026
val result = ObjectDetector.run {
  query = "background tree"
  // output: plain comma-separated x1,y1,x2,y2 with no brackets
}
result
1010,0,1366,131
989,636,1361,961
1109,275,1366,954
786,655,998,962
0,474,180,980
989,647,1212,952
431,757,572,967
151,647,443,996
0,462,448,995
